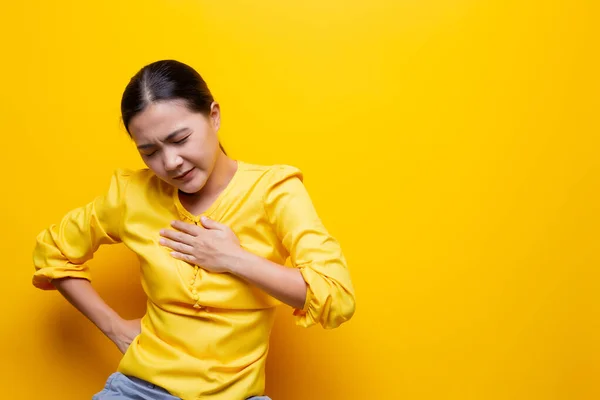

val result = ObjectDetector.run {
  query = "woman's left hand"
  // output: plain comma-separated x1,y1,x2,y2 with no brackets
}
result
159,216,243,273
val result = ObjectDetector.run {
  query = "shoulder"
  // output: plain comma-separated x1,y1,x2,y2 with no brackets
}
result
237,160,304,187
109,167,161,183
104,167,159,199
235,162,311,213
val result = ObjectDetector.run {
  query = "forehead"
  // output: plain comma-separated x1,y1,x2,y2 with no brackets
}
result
128,101,199,142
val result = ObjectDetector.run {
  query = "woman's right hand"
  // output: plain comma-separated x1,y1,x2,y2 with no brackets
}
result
107,318,142,354
51,278,142,355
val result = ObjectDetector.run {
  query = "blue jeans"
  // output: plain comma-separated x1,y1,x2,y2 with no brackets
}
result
92,372,271,400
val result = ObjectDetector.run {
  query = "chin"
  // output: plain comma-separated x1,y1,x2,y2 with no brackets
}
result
176,176,207,194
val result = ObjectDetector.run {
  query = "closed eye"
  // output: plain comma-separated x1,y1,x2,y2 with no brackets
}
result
140,133,190,157
173,135,190,145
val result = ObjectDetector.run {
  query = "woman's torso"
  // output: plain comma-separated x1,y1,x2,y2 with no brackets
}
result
116,161,291,400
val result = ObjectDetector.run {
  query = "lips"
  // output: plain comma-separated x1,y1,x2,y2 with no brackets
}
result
174,168,194,180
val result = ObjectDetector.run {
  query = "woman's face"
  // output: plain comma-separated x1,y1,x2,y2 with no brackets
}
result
128,100,221,194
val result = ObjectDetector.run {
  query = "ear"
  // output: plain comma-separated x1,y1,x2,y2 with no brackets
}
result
210,101,221,131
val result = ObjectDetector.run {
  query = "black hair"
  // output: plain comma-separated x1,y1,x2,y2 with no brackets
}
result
121,59,226,154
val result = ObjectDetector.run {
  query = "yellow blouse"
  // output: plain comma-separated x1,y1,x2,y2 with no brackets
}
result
32,161,355,400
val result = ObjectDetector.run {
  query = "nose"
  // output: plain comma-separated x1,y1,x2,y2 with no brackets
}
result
163,148,183,172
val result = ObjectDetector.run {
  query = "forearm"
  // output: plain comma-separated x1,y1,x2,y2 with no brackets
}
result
52,277,122,338
226,250,308,309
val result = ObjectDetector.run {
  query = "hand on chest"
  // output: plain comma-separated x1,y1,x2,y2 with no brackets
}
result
128,214,279,310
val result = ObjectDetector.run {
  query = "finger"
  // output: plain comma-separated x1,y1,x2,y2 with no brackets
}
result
200,216,224,230
160,228,194,245
170,251,196,264
171,220,202,236
159,237,194,254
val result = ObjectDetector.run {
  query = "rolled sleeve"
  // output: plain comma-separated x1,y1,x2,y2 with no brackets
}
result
32,169,131,290
264,165,356,329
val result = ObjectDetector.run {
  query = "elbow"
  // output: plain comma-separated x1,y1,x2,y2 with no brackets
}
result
294,281,356,330
324,288,356,329
294,261,356,329
341,290,356,322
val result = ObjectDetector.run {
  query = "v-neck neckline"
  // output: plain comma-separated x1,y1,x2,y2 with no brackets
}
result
173,160,243,223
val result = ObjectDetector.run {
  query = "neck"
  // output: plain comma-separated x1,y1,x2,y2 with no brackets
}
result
181,151,237,199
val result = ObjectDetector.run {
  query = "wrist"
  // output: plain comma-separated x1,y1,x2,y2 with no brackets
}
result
98,310,124,338
224,248,252,276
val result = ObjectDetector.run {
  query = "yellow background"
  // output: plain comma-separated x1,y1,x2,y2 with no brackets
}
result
1,0,598,399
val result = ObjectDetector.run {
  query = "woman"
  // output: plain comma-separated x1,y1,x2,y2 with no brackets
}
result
32,59,356,400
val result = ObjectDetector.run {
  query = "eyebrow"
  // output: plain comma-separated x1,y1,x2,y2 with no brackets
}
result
137,128,189,150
